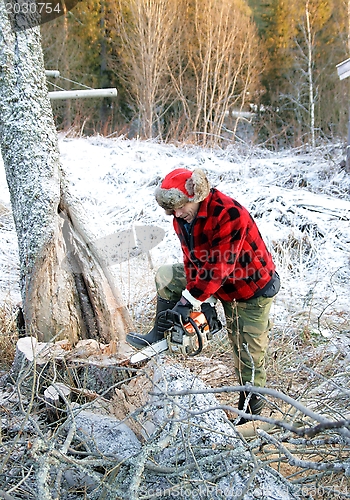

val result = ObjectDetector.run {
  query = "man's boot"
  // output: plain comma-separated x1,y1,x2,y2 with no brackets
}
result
235,391,265,425
126,296,177,349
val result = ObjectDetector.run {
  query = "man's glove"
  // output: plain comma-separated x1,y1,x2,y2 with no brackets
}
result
201,302,221,332
172,296,193,323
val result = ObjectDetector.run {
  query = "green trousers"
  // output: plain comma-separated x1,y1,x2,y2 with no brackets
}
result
155,263,274,387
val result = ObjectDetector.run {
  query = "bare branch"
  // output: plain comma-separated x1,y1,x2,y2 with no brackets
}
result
258,430,348,473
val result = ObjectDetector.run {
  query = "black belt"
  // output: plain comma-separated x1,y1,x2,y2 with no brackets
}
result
250,271,280,299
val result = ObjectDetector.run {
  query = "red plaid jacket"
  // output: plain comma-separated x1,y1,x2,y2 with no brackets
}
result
173,188,275,302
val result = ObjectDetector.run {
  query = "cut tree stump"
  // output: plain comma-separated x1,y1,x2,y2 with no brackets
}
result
1,336,71,393
1,337,134,408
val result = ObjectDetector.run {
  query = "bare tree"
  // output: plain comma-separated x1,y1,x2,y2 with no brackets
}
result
0,4,133,352
280,0,333,147
305,0,316,147
180,0,264,146
109,0,264,145
113,0,182,139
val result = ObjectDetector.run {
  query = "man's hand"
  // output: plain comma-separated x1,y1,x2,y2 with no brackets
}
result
201,302,220,331
172,296,193,323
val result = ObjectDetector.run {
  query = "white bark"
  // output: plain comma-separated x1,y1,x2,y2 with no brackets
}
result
305,0,316,148
0,7,61,295
348,0,350,53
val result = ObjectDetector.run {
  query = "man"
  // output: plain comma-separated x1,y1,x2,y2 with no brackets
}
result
126,168,280,423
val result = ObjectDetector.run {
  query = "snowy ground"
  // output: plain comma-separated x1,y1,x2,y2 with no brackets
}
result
0,134,349,365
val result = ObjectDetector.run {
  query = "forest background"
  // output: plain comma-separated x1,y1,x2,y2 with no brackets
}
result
42,0,350,149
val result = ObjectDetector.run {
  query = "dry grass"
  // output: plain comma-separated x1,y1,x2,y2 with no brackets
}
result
252,321,349,500
173,315,350,500
0,302,18,370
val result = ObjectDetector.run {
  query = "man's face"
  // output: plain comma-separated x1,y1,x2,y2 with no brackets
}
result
174,202,200,223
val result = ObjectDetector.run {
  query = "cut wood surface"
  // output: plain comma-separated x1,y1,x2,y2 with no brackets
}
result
1,337,133,400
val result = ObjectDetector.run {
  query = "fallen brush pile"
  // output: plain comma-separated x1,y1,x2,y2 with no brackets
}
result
0,337,349,499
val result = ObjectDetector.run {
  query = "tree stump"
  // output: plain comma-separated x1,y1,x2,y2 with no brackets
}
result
1,337,133,407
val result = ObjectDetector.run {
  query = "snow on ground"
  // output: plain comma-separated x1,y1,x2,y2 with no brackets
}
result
0,134,349,361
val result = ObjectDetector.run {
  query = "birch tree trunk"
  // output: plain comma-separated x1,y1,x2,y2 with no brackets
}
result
305,0,315,148
0,4,134,354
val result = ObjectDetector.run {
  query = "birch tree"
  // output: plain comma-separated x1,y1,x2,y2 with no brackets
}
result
296,0,333,147
112,0,181,139
276,0,333,146
0,3,133,352
304,0,316,147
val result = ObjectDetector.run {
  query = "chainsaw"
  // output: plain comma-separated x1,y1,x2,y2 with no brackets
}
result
129,310,222,364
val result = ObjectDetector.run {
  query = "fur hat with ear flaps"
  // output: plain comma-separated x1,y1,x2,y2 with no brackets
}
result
155,168,210,212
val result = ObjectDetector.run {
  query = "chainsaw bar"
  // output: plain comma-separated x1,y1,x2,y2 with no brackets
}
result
129,310,222,364
129,338,168,364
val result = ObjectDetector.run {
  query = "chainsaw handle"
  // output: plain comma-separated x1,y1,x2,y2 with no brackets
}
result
186,316,203,356
162,310,204,356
